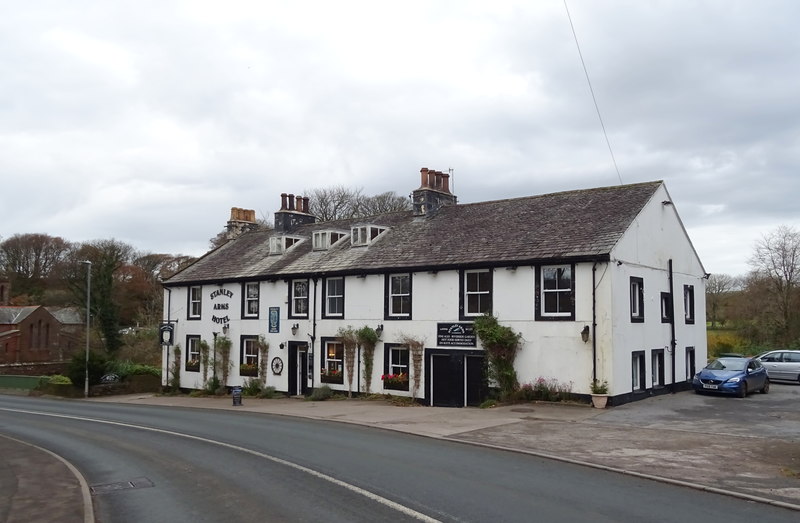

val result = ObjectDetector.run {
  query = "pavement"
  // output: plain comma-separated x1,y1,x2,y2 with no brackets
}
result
3,390,800,521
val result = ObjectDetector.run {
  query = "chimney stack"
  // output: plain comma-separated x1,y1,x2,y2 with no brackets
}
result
274,192,317,233
412,166,457,216
226,207,258,240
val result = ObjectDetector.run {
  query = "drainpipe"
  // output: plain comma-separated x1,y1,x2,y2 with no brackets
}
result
164,286,172,389
668,259,677,392
309,277,318,390
592,262,598,384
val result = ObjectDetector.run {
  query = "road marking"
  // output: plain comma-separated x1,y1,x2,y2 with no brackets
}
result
1,407,441,522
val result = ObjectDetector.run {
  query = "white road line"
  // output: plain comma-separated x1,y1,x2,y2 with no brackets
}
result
1,407,441,523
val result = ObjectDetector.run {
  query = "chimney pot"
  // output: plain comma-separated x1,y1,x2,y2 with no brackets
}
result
442,173,451,193
280,193,288,210
420,167,429,188
288,194,295,211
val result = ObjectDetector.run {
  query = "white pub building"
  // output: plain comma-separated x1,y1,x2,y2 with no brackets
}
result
162,168,707,407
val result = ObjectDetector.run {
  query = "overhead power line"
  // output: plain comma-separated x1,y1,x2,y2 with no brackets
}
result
564,0,623,185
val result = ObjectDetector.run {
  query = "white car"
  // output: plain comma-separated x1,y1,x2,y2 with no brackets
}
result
755,350,800,383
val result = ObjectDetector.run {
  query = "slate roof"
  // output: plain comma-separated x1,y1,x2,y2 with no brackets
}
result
47,307,84,325
0,306,39,325
165,181,663,285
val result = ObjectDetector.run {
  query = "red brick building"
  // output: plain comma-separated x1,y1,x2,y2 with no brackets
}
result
0,306,82,365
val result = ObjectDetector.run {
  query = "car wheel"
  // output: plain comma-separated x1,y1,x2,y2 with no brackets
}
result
760,379,770,394
738,383,747,398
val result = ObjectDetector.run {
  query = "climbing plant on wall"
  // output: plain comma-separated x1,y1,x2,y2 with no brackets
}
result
473,313,522,401
398,334,425,399
356,326,379,393
337,326,358,397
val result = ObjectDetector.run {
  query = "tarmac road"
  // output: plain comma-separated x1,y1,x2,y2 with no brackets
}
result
1,382,799,521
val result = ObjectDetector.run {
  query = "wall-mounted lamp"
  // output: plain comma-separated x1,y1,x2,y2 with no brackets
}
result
222,324,229,336
616,260,623,266
662,200,673,206
581,325,590,343
291,323,299,335
279,342,285,350
375,324,384,338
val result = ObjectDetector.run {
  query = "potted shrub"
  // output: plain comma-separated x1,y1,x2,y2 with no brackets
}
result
590,379,609,409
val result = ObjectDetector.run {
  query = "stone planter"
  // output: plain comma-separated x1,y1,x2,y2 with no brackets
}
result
591,394,609,409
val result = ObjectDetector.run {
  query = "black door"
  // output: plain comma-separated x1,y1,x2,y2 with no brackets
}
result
431,353,463,407
288,342,309,396
465,355,487,406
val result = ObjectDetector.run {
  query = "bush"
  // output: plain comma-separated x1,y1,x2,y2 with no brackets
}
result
107,360,161,379
67,351,109,388
308,385,333,401
257,386,279,399
47,375,73,385
479,399,497,409
514,377,575,403
242,378,262,396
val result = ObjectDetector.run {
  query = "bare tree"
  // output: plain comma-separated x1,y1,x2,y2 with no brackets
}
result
307,186,410,222
706,273,740,328
748,225,800,343
0,233,72,303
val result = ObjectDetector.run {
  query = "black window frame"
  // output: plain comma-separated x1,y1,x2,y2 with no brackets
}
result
322,276,345,319
188,285,202,320
242,281,260,319
459,268,493,320
288,279,310,319
685,346,696,381
630,277,644,323
651,348,665,388
535,264,576,321
385,273,412,320
684,284,695,324
660,292,672,323
632,350,646,392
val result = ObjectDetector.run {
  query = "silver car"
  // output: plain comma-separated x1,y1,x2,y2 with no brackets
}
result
756,350,800,383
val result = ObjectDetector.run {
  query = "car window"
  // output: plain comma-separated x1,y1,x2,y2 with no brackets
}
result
785,352,800,363
707,359,746,371
760,352,780,362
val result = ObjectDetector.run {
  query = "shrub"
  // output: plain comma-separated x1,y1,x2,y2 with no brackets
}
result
479,399,497,409
515,377,575,402
308,385,333,401
257,386,279,399
47,375,73,385
107,360,161,379
67,351,109,388
242,378,262,396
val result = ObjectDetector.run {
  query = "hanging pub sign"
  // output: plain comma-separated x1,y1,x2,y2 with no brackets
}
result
268,307,280,333
159,323,174,346
437,322,476,347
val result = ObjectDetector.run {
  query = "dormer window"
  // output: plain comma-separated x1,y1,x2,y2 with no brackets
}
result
351,225,387,246
312,231,348,251
269,235,303,255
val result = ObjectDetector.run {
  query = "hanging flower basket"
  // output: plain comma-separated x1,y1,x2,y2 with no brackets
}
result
320,369,343,384
381,373,409,391
239,363,258,377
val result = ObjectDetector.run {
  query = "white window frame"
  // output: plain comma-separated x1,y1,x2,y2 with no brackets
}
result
389,346,409,376
291,280,309,318
244,282,259,318
541,265,573,317
189,286,202,319
270,236,302,255
388,273,411,318
464,269,492,317
324,341,344,374
242,337,259,366
324,277,344,318
313,231,347,250
632,351,646,391
351,225,386,246
187,336,200,363
652,349,665,387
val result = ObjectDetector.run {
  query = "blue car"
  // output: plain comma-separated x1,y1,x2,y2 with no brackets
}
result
693,357,770,397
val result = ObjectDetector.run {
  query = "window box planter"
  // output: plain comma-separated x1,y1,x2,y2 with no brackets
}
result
239,364,258,377
185,360,200,373
381,373,409,391
320,370,343,384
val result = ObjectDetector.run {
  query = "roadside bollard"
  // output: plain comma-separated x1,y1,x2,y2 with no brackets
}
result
232,386,243,406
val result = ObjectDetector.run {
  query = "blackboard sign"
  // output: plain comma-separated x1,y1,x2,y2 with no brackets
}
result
437,323,477,347
232,386,243,406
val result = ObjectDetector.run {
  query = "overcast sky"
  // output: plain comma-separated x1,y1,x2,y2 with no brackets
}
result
2,1,798,277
